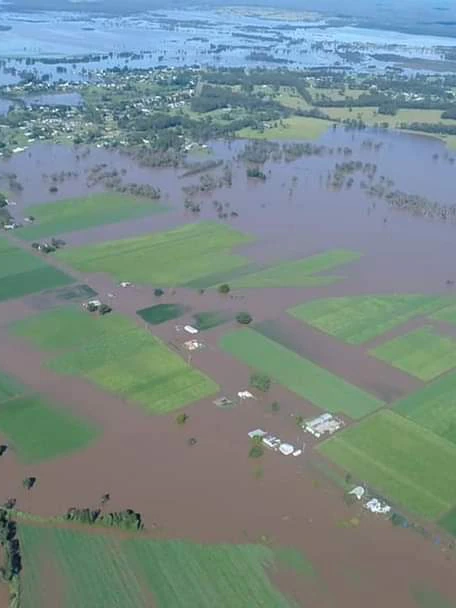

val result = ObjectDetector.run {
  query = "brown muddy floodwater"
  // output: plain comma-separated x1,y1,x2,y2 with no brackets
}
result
1,128,456,607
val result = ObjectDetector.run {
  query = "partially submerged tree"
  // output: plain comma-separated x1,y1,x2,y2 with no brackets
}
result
22,477,36,490
176,412,189,425
218,283,230,294
250,372,271,392
236,311,252,325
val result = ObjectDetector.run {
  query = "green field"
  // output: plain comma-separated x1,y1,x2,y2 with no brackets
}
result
0,394,98,462
319,410,456,519
371,326,456,381
229,249,361,289
0,370,24,402
137,303,189,325
394,371,456,445
237,116,329,141
17,193,168,241
193,310,234,331
19,525,303,608
439,507,456,537
220,329,383,419
56,222,252,287
289,295,451,344
0,238,73,302
431,303,456,326
13,308,218,414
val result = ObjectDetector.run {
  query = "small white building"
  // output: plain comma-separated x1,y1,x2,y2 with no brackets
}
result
184,325,199,335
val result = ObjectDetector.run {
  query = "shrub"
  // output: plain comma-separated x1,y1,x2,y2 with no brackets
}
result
218,283,230,294
250,372,271,392
154,288,164,297
176,412,189,425
236,312,252,325
249,437,264,458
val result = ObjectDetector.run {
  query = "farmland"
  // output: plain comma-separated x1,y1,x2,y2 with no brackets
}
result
0,394,99,462
0,237,73,302
319,410,456,519
17,193,168,241
371,326,456,381
56,222,252,287
288,295,451,344
236,116,330,141
220,328,383,419
12,307,219,414
394,371,456,444
137,303,189,325
18,524,302,608
431,303,456,326
193,310,234,331
229,249,361,289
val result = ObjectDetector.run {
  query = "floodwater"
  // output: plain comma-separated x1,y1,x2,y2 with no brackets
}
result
1,127,456,606
0,7,455,83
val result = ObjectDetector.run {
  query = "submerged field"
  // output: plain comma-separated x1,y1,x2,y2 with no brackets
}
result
137,303,189,325
0,369,98,462
394,371,456,445
228,249,360,289
18,524,306,608
17,193,168,241
371,326,456,381
319,410,456,519
12,307,218,414
289,295,451,344
0,237,73,302
56,222,252,287
220,328,383,419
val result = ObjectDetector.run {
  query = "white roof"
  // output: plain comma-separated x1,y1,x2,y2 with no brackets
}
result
279,443,294,456
248,429,266,439
349,486,365,500
184,325,199,335
238,390,254,399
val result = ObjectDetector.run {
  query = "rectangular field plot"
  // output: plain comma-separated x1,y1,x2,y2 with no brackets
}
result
17,193,167,241
395,371,456,445
13,308,218,414
371,326,456,381
228,249,360,289
220,329,383,419
56,222,252,287
0,394,98,462
319,410,456,519
289,295,451,344
0,238,73,302
18,525,302,608
137,303,189,325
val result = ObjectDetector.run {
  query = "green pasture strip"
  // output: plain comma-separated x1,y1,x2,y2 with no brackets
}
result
431,303,456,326
0,370,25,402
371,326,456,381
229,249,360,289
219,328,383,419
319,410,456,519
0,394,98,462
394,371,456,445
17,193,168,240
289,295,451,344
56,222,253,287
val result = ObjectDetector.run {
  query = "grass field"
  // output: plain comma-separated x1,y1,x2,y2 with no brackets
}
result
0,370,24,402
229,249,360,289
0,394,98,462
394,371,456,445
237,116,329,141
220,329,383,419
319,410,456,519
13,308,218,414
439,507,456,537
289,295,451,344
17,193,168,241
320,107,456,127
137,303,189,325
18,525,303,608
56,222,252,287
0,238,73,302
371,326,456,381
431,303,456,326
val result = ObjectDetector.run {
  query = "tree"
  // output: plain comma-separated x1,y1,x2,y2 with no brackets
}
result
176,412,188,425
154,288,164,297
218,283,230,294
98,304,112,316
249,436,264,458
236,311,252,325
22,477,36,490
250,372,271,392
0,193,7,208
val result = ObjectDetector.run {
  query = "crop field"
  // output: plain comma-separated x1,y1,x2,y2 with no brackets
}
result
13,308,218,414
237,116,329,141
17,193,168,241
0,393,98,462
229,249,361,289
371,326,456,381
18,524,303,608
220,329,383,419
289,295,451,344
137,303,189,325
56,222,252,287
394,371,456,445
0,238,73,302
319,410,456,519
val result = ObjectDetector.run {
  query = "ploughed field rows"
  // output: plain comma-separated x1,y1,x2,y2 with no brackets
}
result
0,370,98,462
0,237,72,302
289,295,453,344
55,220,361,289
17,193,168,241
220,328,383,419
12,307,218,414
19,524,312,608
